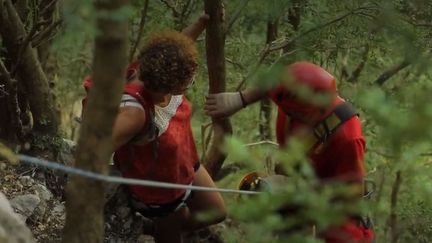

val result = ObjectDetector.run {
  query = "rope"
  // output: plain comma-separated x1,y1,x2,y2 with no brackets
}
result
17,154,260,195
243,140,279,147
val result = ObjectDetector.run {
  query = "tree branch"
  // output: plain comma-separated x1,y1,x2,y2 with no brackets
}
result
347,44,369,83
31,19,62,48
0,0,59,134
235,6,372,91
179,0,193,23
374,60,410,86
159,0,180,17
129,0,149,61
235,47,296,91
225,0,250,35
403,17,432,28
39,0,58,17
225,57,245,70
12,19,48,74
0,58,24,141
268,6,374,53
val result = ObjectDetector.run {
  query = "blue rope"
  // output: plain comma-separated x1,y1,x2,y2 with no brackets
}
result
17,154,260,195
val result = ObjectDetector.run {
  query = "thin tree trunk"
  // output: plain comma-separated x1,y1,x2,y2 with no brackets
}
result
388,170,402,243
259,21,278,141
284,0,302,52
203,0,232,178
62,0,129,242
0,0,59,135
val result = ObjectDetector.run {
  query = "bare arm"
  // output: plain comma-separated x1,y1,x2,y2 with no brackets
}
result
181,14,210,41
240,88,268,106
112,107,146,150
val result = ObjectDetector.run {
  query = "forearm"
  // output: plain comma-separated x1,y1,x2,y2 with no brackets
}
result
181,15,209,41
240,88,268,107
112,107,146,151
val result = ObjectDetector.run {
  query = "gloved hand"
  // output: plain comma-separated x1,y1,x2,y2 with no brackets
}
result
205,92,245,118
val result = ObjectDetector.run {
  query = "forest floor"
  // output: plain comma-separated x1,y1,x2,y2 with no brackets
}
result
0,159,64,242
0,156,228,243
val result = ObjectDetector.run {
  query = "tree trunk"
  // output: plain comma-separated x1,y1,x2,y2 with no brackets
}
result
259,21,278,141
388,170,402,243
283,0,302,53
259,97,272,140
37,0,61,80
62,0,129,242
0,0,59,136
0,60,23,144
203,0,232,178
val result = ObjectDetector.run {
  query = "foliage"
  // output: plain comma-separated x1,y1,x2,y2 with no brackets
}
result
0,142,18,165
31,134,66,153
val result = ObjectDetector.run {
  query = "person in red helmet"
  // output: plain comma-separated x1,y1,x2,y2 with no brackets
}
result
205,61,374,243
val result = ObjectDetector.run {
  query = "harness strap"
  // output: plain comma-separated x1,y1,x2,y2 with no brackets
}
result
313,102,358,144
129,183,193,218
123,84,157,142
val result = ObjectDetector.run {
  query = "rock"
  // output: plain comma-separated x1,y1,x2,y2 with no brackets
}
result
24,184,52,222
123,217,133,230
0,192,35,243
59,139,76,166
31,184,52,202
137,234,155,243
0,162,7,171
116,206,131,219
19,176,35,187
10,194,40,221
53,203,65,214
53,203,66,221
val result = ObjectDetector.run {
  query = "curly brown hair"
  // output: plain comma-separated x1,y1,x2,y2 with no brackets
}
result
138,30,198,94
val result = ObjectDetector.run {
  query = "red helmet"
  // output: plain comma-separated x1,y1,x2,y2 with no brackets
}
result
268,61,342,124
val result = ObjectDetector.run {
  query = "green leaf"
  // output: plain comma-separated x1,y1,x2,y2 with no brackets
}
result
0,143,18,165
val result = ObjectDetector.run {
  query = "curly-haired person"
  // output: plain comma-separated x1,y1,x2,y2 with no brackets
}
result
111,15,226,243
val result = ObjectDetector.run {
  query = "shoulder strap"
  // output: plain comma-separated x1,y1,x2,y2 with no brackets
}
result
123,83,154,112
123,83,158,142
122,83,159,179
313,102,358,144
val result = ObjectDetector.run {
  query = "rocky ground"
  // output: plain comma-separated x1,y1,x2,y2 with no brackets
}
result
0,150,226,243
0,159,65,242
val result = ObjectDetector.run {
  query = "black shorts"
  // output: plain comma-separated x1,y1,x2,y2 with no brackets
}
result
129,189,193,218
128,162,200,218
